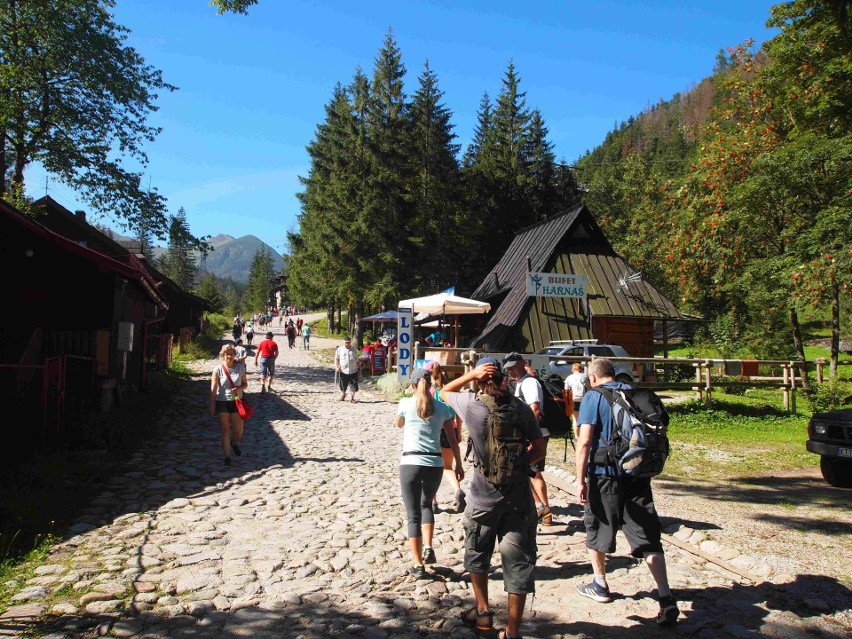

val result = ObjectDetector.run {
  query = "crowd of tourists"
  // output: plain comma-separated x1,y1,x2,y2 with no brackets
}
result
211,320,680,637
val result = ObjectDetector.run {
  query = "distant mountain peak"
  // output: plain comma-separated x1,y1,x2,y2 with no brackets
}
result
208,234,235,247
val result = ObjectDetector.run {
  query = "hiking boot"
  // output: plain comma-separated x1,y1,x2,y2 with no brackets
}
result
231,443,241,457
422,547,436,565
537,505,553,525
408,564,426,579
576,580,612,603
223,457,231,468
656,596,679,626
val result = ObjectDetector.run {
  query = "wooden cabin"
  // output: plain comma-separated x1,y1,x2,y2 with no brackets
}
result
3,199,168,448
469,204,685,356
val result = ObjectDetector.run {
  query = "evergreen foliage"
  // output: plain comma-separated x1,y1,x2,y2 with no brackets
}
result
0,0,179,242
157,208,202,291
245,248,276,312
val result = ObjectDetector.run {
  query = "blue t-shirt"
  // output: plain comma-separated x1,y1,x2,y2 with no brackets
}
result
577,381,632,476
397,396,453,467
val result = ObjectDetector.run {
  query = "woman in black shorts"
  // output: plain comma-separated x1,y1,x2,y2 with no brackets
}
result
210,343,248,468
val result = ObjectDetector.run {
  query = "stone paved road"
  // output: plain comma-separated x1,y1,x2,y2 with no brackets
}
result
2,323,850,638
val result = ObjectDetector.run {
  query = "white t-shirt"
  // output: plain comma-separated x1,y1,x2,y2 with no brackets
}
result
336,345,358,374
514,374,548,437
565,372,587,400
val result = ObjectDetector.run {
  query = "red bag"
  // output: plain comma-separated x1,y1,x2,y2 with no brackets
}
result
222,365,253,421
234,396,254,421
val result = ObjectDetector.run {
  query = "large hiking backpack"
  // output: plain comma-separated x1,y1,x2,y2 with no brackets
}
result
590,386,670,478
472,393,531,488
536,374,571,435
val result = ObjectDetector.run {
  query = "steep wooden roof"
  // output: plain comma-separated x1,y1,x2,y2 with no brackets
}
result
470,205,684,348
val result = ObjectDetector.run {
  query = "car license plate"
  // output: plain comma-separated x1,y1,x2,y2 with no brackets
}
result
839,447,852,458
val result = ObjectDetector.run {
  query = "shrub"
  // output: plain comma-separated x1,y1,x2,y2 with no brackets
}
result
807,378,852,414
377,373,408,400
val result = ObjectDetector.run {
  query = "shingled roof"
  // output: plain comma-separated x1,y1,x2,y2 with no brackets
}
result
469,204,685,350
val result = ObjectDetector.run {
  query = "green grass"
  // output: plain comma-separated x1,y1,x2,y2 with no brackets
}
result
0,533,57,612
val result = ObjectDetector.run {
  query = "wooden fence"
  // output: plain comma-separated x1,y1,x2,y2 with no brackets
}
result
383,344,850,413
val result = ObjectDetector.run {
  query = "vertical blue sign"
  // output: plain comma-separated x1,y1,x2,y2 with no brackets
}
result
397,306,413,384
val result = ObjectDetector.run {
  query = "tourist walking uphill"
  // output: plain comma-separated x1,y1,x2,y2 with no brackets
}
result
502,352,553,526
441,358,546,639
395,367,463,578
209,343,247,468
574,357,680,626
255,331,279,393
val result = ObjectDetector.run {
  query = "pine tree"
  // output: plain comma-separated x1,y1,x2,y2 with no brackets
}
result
462,92,492,168
245,249,275,312
158,207,199,291
408,61,464,292
196,273,225,313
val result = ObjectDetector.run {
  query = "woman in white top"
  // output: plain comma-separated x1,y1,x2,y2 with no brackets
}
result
210,343,248,468
564,362,588,439
395,367,464,578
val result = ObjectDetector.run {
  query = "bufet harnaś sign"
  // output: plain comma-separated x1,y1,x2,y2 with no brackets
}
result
396,306,413,383
527,272,588,298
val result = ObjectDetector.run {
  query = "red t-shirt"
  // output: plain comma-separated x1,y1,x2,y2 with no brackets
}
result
257,339,279,359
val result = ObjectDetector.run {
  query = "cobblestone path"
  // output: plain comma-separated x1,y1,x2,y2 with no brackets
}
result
1,328,850,638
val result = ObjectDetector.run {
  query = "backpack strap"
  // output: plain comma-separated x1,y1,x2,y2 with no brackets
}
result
586,386,621,469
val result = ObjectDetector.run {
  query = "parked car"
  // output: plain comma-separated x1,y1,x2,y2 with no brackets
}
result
534,341,642,383
806,408,852,488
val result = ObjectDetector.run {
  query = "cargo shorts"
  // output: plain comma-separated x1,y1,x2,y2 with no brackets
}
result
462,507,537,594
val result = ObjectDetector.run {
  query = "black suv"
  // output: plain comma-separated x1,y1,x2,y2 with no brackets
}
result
806,408,852,487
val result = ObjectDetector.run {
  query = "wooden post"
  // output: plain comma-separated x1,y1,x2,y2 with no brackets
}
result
789,361,796,414
782,364,789,411
816,357,826,384
704,359,712,407
414,340,420,364
662,319,668,358
694,362,703,403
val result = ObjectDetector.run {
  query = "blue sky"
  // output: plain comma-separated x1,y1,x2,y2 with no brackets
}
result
26,0,780,253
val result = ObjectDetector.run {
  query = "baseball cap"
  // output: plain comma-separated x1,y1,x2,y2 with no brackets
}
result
424,360,437,372
476,356,500,368
410,367,431,385
235,338,243,344
501,352,525,372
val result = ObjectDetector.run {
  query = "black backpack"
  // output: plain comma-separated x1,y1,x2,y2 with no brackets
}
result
590,386,670,478
535,374,571,435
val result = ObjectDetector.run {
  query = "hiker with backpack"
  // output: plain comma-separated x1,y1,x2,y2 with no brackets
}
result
574,357,679,626
502,352,553,526
441,357,546,639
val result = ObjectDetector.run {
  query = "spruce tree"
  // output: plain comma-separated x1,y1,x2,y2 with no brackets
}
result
159,207,199,291
408,61,464,292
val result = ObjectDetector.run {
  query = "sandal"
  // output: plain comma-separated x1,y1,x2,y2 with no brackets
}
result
459,606,493,632
497,631,522,639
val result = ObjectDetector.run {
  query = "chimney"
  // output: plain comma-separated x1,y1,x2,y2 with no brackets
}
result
74,210,86,222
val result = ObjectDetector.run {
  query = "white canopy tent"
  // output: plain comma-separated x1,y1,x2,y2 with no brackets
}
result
399,293,491,347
